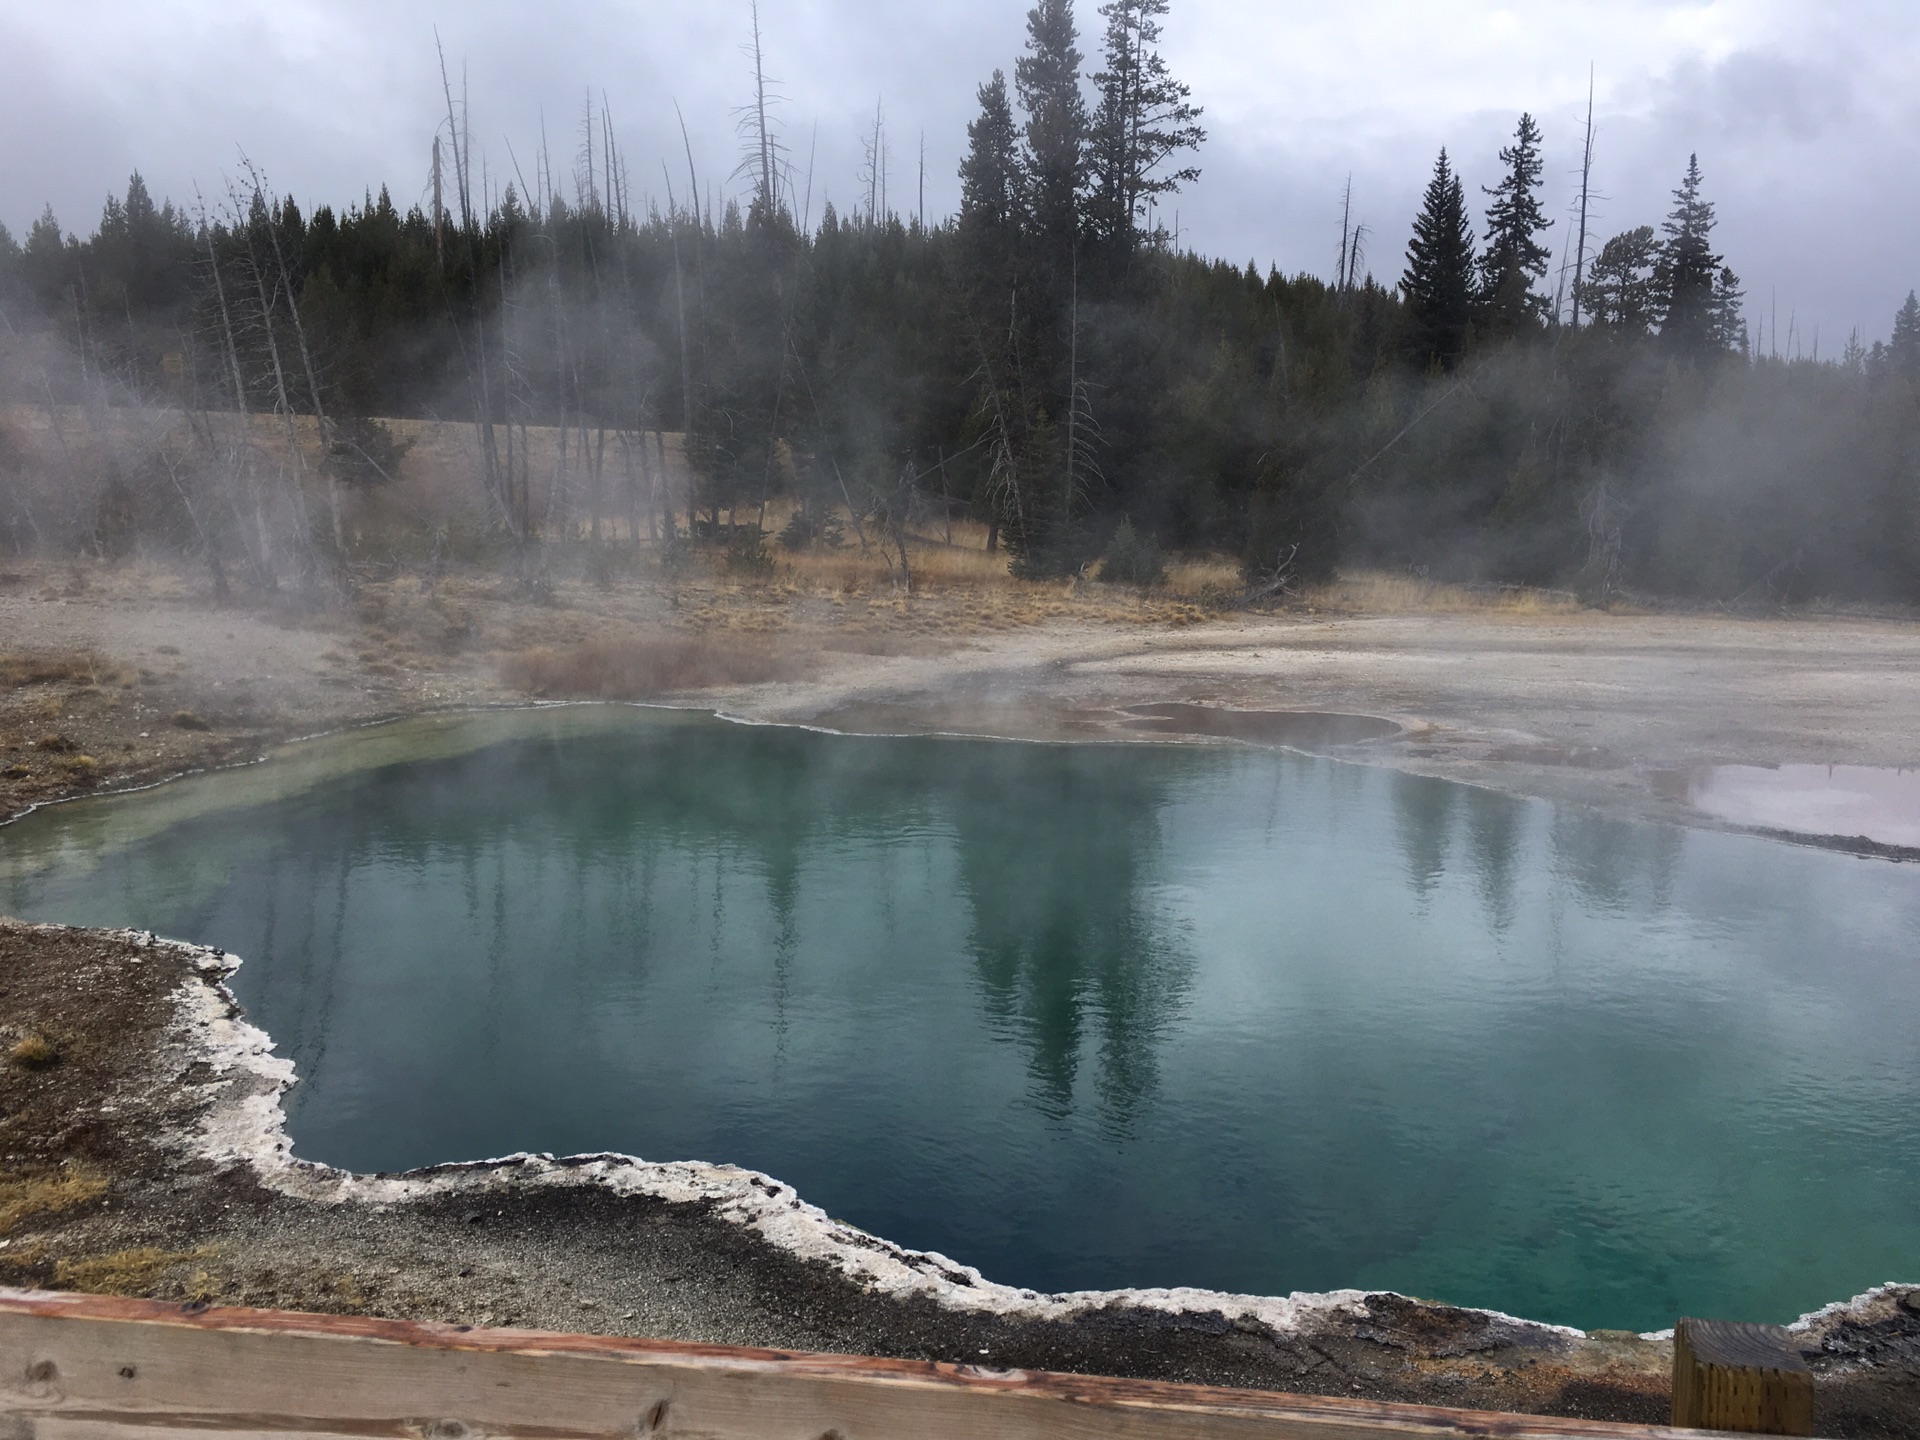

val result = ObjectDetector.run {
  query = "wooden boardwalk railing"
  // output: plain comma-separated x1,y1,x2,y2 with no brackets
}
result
1,1288,1723,1440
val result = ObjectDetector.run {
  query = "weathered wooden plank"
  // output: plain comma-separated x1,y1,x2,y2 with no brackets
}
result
2,1289,1710,1440
1671,1318,1814,1435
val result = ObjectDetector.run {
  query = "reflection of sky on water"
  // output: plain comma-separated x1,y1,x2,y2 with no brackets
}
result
1691,764,1920,848
2,709,1916,1333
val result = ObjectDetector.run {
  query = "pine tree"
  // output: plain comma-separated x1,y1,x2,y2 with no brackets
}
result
1577,226,1659,335
1086,0,1204,261
1654,154,1723,358
21,207,72,309
1015,0,1088,265
92,173,194,315
1477,113,1551,335
1401,149,1476,370
959,71,1023,257
1890,291,1920,381
1710,265,1746,355
0,221,18,317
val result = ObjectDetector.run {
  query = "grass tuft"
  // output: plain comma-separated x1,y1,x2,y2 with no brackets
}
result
0,1164,105,1235
8,1033,59,1069
0,650,101,689
55,1246,213,1297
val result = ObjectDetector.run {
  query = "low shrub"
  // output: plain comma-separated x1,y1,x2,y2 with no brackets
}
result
725,527,776,578
1095,518,1167,588
779,508,846,552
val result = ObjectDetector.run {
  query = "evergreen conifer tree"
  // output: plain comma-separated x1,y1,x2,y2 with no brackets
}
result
1401,149,1476,370
21,207,72,309
1015,0,1088,264
1710,264,1746,355
1654,154,1724,358
1477,113,1551,335
1577,226,1660,335
1890,291,1920,381
0,221,19,324
1086,0,1204,262
959,71,1023,261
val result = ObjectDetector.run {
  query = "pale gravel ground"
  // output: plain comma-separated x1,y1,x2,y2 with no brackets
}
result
723,610,1920,841
8,563,1920,837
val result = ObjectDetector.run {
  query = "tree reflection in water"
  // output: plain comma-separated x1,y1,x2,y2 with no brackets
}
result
1388,770,1457,900
944,743,1192,1129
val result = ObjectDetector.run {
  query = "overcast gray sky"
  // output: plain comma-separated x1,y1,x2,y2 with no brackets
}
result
4,0,1915,348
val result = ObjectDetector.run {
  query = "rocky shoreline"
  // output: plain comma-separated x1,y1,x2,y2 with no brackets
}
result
2,916,1916,1434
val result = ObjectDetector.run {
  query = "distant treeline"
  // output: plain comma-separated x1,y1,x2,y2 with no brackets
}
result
2,0,1918,604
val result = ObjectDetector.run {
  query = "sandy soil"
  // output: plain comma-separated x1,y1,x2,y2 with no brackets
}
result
4,556,1919,1430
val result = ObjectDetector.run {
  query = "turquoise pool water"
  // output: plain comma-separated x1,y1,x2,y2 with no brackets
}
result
3,706,1914,1331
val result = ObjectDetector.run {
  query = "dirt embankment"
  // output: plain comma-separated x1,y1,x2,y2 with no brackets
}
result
5,917,1916,1433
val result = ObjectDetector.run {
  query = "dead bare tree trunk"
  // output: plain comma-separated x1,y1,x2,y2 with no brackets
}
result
202,224,277,589
1569,67,1596,330
235,195,322,584
247,164,345,556
747,0,777,216
1337,175,1353,292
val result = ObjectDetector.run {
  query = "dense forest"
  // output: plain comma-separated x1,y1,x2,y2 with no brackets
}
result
1,0,1918,604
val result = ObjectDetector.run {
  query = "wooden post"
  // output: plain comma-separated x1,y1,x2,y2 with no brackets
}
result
1671,1317,1814,1435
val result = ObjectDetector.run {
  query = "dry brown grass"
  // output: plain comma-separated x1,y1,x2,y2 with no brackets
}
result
8,1032,59,1069
54,1246,213,1296
0,650,104,689
1163,555,1241,596
0,1164,105,1235
1306,569,1585,617
769,515,1019,596
501,634,810,699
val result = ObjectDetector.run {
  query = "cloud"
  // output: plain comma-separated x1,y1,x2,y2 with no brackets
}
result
0,0,1913,343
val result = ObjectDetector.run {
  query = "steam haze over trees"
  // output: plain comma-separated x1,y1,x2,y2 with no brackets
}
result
2,0,1918,606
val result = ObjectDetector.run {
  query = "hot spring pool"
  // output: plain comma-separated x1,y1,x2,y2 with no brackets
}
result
2,705,1915,1332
